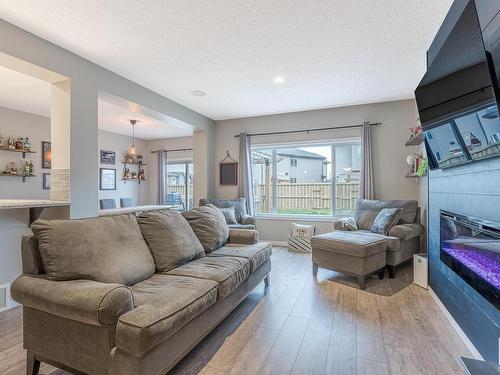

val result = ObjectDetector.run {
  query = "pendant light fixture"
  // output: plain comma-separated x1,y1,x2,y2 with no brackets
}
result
126,119,140,160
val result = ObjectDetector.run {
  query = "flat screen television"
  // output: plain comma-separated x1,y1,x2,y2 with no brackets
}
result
415,0,500,170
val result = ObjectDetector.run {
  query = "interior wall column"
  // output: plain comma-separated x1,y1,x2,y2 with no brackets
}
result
50,79,71,215
193,130,208,207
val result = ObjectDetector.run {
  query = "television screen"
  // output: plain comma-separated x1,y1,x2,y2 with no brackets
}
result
424,123,469,169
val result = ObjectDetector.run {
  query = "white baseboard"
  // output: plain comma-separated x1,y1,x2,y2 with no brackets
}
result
428,287,483,361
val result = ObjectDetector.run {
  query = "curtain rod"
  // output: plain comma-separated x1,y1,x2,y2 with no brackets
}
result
233,122,381,138
150,148,194,153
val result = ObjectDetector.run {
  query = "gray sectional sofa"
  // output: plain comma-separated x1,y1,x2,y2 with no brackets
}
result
311,199,424,289
11,207,271,375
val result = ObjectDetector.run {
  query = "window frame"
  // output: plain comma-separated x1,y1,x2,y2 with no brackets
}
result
251,137,361,219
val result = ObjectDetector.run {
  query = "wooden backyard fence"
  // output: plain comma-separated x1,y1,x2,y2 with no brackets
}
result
254,182,359,212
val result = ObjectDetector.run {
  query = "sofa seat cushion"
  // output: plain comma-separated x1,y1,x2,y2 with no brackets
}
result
116,274,218,357
31,214,155,285
356,230,401,251
209,242,272,272
165,256,251,298
311,231,388,258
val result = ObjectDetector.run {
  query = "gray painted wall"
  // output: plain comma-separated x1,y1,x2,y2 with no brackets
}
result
0,18,215,219
214,99,420,241
0,106,50,199
98,130,148,207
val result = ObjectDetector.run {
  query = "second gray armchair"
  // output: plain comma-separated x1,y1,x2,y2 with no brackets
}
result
199,198,255,230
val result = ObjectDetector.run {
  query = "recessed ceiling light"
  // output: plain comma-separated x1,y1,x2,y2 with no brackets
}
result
190,90,206,96
273,75,285,84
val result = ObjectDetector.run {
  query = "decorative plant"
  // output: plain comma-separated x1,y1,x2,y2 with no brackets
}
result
417,159,428,176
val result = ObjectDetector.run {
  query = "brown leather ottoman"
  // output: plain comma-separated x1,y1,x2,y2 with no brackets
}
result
310,231,387,289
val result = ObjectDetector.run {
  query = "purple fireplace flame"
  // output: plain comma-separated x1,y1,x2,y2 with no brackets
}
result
440,210,500,310
442,241,500,290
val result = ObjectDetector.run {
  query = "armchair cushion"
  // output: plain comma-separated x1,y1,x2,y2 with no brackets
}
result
11,275,134,326
355,199,418,230
199,198,250,223
228,228,259,245
388,223,425,241
31,214,155,285
371,208,403,235
240,214,256,226
137,210,205,272
219,207,238,224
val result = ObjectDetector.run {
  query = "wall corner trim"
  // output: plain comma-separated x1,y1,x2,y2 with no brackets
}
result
428,286,484,361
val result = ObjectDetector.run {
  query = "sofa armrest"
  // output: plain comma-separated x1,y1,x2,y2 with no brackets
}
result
228,229,259,244
240,214,255,226
11,275,134,326
388,223,425,241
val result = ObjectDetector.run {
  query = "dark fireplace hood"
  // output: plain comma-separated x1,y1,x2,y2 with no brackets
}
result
415,0,500,170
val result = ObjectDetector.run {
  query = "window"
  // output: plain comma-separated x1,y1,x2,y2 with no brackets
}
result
251,141,361,216
165,161,193,211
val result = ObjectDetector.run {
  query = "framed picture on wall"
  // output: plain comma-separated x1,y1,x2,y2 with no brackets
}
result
41,141,51,169
219,151,238,185
100,150,116,165
42,173,50,190
100,168,116,190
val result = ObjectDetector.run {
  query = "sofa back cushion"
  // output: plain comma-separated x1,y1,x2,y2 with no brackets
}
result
355,199,418,230
199,198,247,222
137,210,205,272
31,214,155,285
182,204,229,252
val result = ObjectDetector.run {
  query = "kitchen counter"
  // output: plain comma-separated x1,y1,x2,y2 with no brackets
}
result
0,199,70,209
0,199,70,225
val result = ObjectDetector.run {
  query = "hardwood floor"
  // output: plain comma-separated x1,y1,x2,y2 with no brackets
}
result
0,247,471,375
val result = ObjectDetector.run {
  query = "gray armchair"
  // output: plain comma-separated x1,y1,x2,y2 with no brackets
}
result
199,198,255,230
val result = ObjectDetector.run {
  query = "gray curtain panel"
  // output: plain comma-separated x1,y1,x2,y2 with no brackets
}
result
157,150,166,205
238,133,255,217
360,121,374,199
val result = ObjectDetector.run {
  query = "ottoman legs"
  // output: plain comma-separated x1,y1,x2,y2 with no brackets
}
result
387,265,396,279
357,276,366,290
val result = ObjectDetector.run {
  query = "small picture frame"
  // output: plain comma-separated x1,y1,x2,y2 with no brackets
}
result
42,173,50,190
220,162,238,185
100,150,116,165
41,141,51,169
100,168,116,190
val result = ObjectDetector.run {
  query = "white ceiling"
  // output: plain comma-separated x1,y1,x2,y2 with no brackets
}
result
0,1,453,120
0,66,191,139
98,99,193,140
0,65,51,117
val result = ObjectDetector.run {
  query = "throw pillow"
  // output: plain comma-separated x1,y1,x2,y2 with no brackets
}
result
31,214,155,285
137,210,205,272
371,208,403,235
181,204,230,252
333,217,358,231
199,198,247,222
219,207,238,224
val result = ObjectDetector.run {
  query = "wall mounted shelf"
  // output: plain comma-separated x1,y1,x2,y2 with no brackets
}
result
0,174,36,182
0,148,36,158
405,173,427,179
122,178,146,184
121,161,147,166
405,133,424,146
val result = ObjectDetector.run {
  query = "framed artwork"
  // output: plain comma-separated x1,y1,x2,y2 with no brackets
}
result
41,141,51,169
220,162,238,185
42,173,50,190
100,150,116,165
219,150,238,185
100,168,116,190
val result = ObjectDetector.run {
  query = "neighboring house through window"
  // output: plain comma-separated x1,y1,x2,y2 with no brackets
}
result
251,140,361,216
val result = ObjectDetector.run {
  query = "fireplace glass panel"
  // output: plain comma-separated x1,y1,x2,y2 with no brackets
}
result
440,210,500,309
